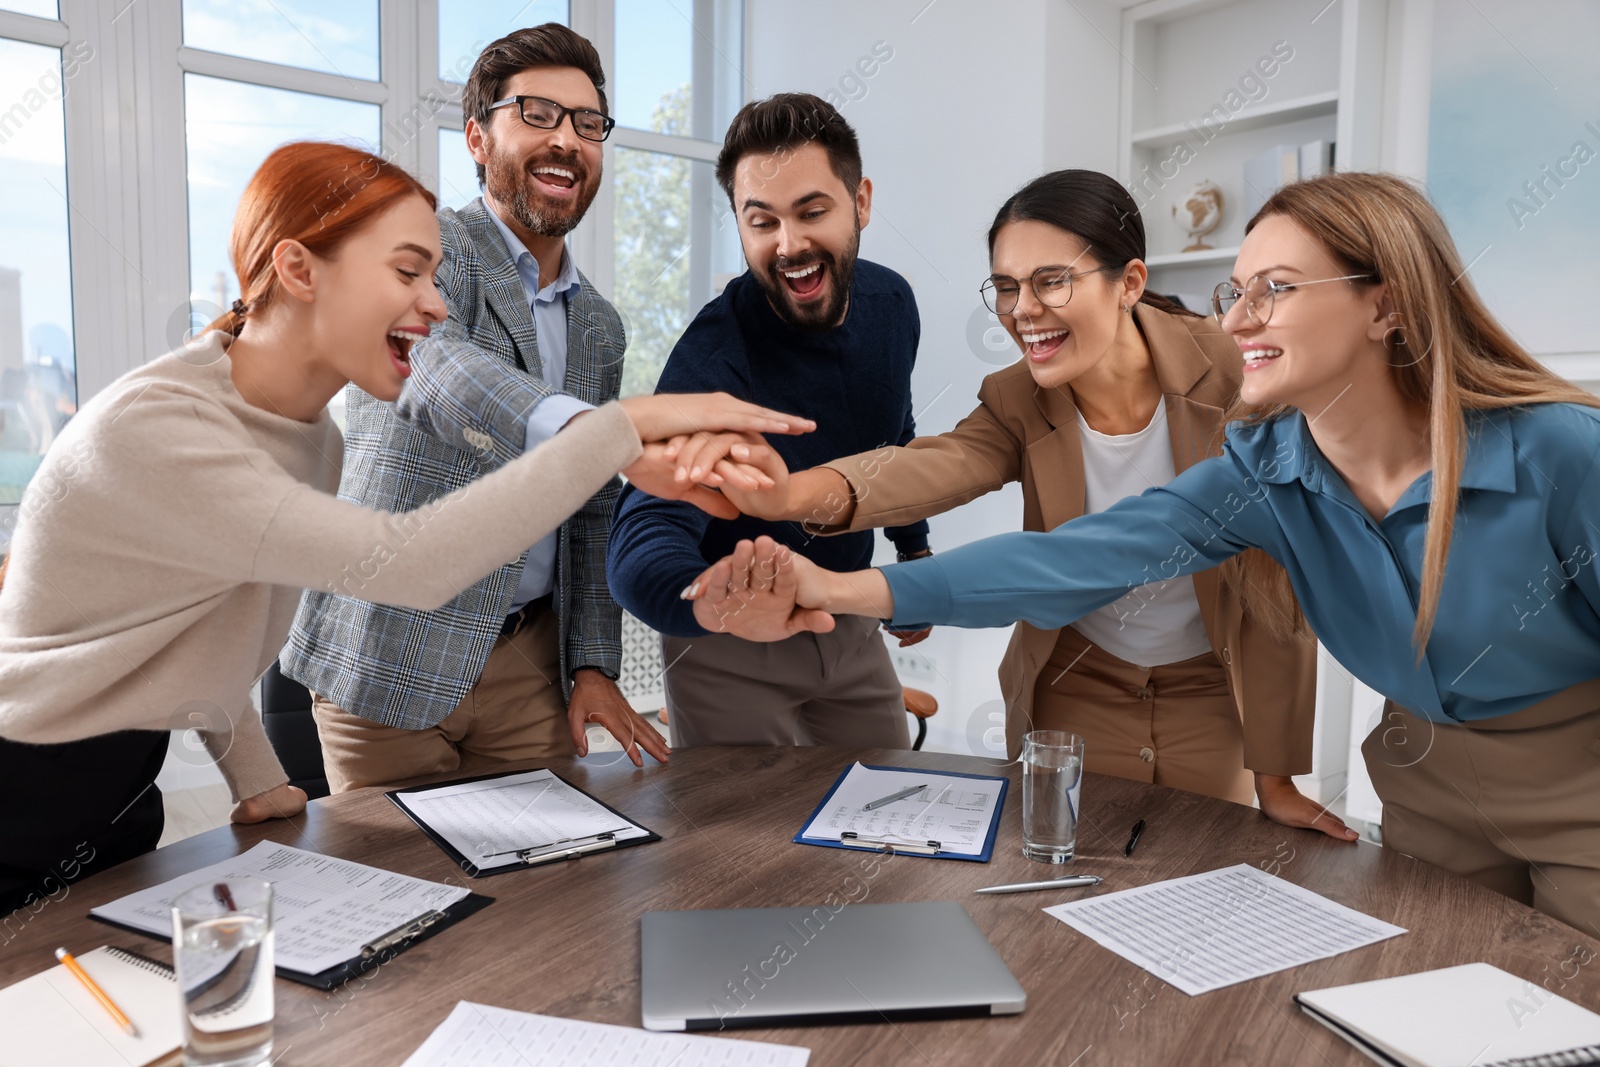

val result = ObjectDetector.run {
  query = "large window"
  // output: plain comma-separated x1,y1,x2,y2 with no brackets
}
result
0,1,747,545
0,31,75,504
609,0,743,396
184,76,381,322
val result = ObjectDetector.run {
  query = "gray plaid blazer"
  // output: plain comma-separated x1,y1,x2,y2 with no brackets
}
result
281,197,627,729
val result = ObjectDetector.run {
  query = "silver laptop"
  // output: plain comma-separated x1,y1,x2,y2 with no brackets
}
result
640,900,1026,1031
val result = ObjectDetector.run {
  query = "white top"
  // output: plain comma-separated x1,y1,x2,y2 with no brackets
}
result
1069,400,1212,668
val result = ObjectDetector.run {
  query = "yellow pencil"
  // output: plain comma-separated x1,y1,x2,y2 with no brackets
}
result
55,948,139,1037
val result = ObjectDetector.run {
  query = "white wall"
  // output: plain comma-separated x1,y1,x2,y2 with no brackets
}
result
749,0,1123,755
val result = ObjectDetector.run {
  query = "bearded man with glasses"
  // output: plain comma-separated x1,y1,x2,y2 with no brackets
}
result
285,24,672,790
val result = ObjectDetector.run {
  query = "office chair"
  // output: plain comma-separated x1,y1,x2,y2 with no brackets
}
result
259,660,331,800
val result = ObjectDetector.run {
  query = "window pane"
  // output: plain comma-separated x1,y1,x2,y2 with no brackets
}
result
438,0,568,85
184,74,381,327
437,127,482,210
613,148,741,398
0,1,57,17
615,0,741,140
182,0,379,82
0,38,75,504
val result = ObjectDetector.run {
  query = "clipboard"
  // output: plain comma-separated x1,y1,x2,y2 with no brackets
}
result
793,763,1009,862
90,893,493,991
386,767,662,878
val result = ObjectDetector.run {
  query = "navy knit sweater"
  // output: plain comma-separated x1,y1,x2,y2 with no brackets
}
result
607,259,930,637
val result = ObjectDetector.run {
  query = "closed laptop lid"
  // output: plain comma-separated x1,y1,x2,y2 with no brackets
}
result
640,900,1026,1031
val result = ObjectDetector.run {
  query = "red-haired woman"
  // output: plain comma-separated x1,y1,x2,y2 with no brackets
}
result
0,141,805,916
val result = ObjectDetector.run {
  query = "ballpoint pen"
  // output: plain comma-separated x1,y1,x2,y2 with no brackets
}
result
55,948,138,1037
1124,819,1147,857
973,875,1102,895
862,783,927,811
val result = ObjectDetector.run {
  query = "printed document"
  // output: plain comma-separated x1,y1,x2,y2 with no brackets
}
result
800,763,1001,857
1045,863,1405,995
400,1001,810,1067
90,841,469,976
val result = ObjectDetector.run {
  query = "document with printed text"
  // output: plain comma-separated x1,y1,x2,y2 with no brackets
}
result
90,841,470,976
392,768,654,873
399,1001,810,1067
1045,863,1406,995
798,762,1004,857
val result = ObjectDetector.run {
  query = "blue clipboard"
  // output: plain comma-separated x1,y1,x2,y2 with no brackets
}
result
792,763,1009,862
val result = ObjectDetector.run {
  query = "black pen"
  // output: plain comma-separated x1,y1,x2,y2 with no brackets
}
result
1123,819,1146,857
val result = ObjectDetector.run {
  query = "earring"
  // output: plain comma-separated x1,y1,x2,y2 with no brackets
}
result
1121,302,1129,313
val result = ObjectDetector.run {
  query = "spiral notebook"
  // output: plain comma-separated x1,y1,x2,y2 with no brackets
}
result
0,945,182,1067
1296,963,1600,1067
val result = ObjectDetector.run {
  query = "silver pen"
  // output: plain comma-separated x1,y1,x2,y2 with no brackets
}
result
974,874,1103,895
862,783,927,811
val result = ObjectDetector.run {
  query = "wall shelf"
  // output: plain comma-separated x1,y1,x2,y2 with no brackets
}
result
1130,90,1339,149
1144,246,1239,268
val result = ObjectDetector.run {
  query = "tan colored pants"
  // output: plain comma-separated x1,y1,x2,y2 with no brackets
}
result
1032,628,1254,805
311,600,572,793
1362,681,1600,934
661,614,910,749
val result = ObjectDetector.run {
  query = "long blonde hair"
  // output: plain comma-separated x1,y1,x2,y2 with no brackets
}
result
1223,172,1600,651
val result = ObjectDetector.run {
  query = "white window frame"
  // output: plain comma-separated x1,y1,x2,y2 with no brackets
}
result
0,0,747,549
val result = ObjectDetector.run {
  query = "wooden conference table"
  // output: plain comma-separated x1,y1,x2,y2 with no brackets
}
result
4,746,1598,1065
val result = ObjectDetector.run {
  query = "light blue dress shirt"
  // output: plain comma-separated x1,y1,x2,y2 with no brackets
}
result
486,206,593,608
883,403,1600,724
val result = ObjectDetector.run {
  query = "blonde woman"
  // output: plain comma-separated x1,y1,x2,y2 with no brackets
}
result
694,172,1600,933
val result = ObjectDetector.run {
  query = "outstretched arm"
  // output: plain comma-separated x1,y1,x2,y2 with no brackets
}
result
687,451,1279,634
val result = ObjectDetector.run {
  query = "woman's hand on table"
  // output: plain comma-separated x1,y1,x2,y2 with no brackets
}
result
1254,773,1360,841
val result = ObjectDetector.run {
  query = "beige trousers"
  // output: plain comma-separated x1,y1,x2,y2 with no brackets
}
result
1362,680,1600,934
661,614,910,749
1032,627,1254,805
311,600,571,793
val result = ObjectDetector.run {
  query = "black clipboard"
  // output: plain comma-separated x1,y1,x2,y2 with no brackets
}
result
90,887,494,991
386,767,662,878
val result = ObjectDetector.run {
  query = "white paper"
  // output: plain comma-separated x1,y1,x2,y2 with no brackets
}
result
1044,863,1406,995
396,768,651,871
799,763,1001,857
90,841,470,976
399,1001,810,1067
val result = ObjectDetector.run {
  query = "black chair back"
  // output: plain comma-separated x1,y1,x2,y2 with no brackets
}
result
259,660,330,800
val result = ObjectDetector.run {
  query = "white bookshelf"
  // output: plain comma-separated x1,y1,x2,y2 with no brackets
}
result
1115,0,1393,810
1118,0,1391,302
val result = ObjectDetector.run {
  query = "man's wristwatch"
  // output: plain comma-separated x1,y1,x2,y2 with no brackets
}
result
896,549,933,563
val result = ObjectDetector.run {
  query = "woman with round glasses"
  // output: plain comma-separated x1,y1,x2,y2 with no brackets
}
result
695,171,1600,931
720,169,1337,837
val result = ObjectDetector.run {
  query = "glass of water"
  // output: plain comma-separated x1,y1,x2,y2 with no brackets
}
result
1022,730,1085,863
172,878,275,1067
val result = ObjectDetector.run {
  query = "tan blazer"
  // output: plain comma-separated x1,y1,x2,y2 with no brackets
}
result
816,303,1317,774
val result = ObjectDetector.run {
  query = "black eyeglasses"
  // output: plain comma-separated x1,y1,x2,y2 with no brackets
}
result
980,264,1121,316
1211,273,1374,327
488,95,615,142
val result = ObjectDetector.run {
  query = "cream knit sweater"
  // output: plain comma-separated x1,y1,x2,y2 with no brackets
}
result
0,332,642,799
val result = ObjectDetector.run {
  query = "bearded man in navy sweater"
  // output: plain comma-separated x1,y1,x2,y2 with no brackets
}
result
607,93,930,748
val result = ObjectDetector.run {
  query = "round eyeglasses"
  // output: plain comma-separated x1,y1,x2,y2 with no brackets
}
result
488,95,616,142
1211,273,1374,327
980,264,1121,316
